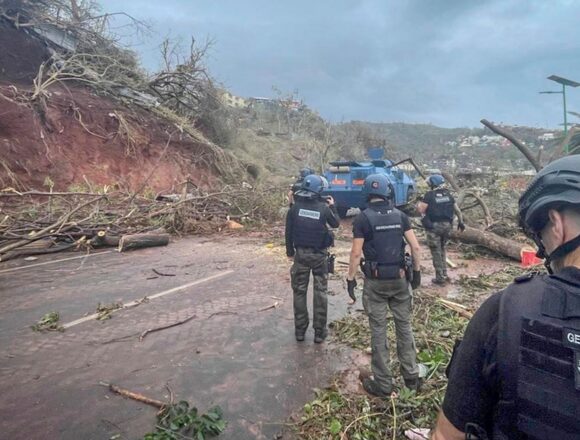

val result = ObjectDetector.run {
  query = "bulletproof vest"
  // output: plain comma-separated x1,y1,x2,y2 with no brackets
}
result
291,198,331,250
426,188,454,223
361,206,405,267
495,269,580,440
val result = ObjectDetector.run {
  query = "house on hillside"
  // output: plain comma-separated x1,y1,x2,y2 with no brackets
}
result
538,132,555,141
220,91,247,109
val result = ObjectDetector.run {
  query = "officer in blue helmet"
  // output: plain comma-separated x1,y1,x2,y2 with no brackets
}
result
285,174,339,343
432,155,580,439
288,167,315,206
346,173,424,397
417,174,465,285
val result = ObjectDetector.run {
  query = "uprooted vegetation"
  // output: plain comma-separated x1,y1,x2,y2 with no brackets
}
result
292,262,535,439
0,0,248,192
0,183,286,261
292,293,469,439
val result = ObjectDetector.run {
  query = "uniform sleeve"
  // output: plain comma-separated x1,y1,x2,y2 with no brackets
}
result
325,204,340,228
441,292,502,433
285,207,295,257
401,212,412,231
352,213,368,239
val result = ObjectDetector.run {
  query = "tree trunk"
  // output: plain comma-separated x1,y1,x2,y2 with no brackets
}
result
91,231,121,248
450,226,525,261
480,119,542,171
118,233,170,252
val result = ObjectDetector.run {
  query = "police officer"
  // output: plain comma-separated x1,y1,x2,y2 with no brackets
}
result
346,174,423,397
417,174,465,285
288,167,315,206
286,174,339,343
432,155,580,439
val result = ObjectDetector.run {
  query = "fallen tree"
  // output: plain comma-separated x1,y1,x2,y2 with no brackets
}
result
450,225,524,261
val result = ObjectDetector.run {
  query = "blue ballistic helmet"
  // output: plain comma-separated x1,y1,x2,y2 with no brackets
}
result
299,167,315,179
301,174,326,194
363,174,393,200
427,174,445,188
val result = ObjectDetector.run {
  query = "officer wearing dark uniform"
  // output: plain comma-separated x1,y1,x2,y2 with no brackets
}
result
432,155,580,440
288,167,315,207
418,174,465,285
285,174,339,343
346,174,424,397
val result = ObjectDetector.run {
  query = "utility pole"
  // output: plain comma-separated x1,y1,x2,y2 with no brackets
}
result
539,75,580,154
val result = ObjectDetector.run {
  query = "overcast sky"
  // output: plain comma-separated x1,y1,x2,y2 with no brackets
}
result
99,0,580,128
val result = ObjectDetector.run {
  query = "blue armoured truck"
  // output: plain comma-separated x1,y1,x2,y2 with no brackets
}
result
322,149,417,218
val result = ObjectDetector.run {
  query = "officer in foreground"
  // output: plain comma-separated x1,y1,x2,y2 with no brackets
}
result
417,174,465,285
432,155,580,439
346,174,423,396
285,174,339,343
288,167,315,206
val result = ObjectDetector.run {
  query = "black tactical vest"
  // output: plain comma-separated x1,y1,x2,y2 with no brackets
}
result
495,269,580,439
426,188,455,223
291,198,330,250
362,206,405,271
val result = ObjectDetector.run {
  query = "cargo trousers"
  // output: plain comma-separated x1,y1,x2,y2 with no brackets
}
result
290,247,328,334
363,276,419,393
425,221,452,281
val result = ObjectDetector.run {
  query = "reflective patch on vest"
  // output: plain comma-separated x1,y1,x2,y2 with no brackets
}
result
563,328,580,349
298,209,321,220
435,196,451,203
375,224,401,231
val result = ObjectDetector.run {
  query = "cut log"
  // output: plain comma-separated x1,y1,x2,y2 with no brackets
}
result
90,231,121,248
118,233,169,252
450,225,525,261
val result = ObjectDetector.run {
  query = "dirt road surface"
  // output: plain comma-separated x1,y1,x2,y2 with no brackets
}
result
0,236,354,440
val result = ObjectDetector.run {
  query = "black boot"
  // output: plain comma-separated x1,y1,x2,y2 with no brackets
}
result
432,277,446,286
295,330,305,342
404,377,424,392
314,328,328,343
362,378,393,397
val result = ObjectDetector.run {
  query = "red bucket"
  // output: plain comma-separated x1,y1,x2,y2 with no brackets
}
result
521,248,543,267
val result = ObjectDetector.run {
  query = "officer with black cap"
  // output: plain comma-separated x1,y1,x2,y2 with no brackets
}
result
417,174,465,285
286,174,339,343
431,155,580,439
346,173,424,397
288,167,315,206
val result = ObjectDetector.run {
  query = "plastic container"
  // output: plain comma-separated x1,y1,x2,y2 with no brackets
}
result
521,248,543,267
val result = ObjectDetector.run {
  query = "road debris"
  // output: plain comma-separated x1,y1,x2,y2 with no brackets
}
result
139,314,197,341
31,311,64,332
258,301,279,312
152,269,176,277
96,302,124,321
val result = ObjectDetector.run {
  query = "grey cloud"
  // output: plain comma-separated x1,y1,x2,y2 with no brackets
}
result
99,0,580,127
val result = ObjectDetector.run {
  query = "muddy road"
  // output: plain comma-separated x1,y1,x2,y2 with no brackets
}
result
0,236,357,439
0,232,507,439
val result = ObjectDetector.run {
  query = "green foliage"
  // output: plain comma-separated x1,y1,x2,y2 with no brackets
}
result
144,402,226,440
31,312,64,332
306,295,471,438
296,388,387,440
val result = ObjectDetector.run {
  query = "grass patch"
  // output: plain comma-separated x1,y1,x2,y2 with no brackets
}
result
300,293,470,438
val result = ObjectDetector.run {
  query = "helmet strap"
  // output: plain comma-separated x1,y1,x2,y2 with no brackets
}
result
539,233,580,275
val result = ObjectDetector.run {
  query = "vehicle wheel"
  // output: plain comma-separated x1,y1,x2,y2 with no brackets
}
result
336,207,349,219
